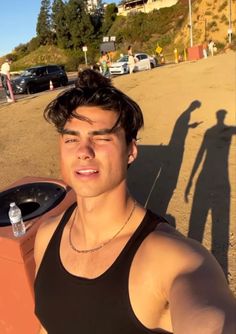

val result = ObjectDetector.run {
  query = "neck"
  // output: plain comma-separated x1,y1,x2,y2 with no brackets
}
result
73,191,134,245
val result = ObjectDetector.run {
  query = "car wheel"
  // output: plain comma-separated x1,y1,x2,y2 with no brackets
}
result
60,78,68,86
150,63,155,69
26,84,34,94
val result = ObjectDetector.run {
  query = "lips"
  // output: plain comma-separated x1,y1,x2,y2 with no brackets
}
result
75,168,98,175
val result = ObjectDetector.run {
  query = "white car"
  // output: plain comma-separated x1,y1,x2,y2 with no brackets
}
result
109,53,157,75
109,55,129,75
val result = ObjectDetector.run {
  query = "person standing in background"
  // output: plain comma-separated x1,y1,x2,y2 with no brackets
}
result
202,41,208,59
208,40,215,56
99,51,110,78
0,57,14,103
128,45,136,74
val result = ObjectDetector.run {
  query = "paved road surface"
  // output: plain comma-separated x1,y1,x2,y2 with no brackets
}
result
0,74,77,105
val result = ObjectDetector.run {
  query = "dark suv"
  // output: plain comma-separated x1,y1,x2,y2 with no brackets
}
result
12,65,68,94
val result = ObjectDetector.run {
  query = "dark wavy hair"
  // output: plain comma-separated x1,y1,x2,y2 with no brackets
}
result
44,69,144,144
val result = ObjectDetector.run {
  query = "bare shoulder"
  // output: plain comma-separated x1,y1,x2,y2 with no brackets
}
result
139,222,227,298
141,221,228,289
34,212,64,274
139,222,236,332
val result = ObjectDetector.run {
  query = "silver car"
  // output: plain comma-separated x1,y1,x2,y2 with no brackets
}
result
109,53,157,75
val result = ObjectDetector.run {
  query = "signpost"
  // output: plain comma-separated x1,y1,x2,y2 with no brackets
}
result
100,36,116,53
228,0,232,43
82,46,88,65
188,0,193,47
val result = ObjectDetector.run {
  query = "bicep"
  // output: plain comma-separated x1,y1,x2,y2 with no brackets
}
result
169,256,236,333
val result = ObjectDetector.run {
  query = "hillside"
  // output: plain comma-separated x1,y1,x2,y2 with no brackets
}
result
175,0,236,48
9,45,69,71
109,0,236,60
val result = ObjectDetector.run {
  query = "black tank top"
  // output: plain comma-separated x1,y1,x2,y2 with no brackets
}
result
34,203,173,334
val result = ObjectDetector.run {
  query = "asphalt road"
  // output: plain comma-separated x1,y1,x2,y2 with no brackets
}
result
0,74,77,105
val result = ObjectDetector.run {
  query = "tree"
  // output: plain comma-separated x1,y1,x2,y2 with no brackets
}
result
14,43,30,58
90,5,104,36
36,0,52,45
51,0,71,48
65,0,94,50
28,37,41,52
101,3,118,35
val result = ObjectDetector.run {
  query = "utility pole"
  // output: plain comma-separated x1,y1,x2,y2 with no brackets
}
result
188,0,193,47
228,0,232,43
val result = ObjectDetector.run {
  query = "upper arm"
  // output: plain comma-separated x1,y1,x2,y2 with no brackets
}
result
168,242,236,333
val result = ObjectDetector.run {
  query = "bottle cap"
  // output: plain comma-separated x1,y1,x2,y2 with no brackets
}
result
10,202,16,207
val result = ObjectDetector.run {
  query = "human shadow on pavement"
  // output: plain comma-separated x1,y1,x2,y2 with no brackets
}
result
184,110,236,277
128,100,202,227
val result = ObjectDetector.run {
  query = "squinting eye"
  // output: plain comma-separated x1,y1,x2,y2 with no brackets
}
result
64,138,79,144
94,137,111,142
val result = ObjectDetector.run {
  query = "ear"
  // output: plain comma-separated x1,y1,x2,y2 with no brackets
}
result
128,139,138,165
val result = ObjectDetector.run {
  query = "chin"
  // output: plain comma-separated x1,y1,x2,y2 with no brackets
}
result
68,182,101,198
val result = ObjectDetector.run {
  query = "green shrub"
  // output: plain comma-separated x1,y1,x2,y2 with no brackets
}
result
215,41,225,50
157,34,172,47
218,0,227,12
207,20,218,30
220,14,228,23
65,50,84,71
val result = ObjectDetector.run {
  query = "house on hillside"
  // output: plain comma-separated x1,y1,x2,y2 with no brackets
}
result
87,0,102,13
117,0,178,16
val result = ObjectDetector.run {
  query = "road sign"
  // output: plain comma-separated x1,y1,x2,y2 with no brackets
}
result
156,46,163,54
82,46,88,65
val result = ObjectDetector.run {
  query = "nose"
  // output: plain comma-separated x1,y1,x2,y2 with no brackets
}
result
77,140,95,160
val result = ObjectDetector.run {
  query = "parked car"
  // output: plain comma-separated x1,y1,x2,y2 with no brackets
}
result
11,65,68,94
109,56,129,75
109,53,158,75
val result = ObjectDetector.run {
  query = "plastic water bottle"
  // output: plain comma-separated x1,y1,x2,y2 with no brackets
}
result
8,202,26,237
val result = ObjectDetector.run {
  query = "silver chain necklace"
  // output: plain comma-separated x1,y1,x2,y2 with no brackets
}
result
69,201,136,254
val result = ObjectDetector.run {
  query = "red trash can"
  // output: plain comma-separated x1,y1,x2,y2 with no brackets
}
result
187,45,203,61
0,176,76,334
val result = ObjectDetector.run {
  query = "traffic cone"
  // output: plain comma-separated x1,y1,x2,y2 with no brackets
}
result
49,80,54,90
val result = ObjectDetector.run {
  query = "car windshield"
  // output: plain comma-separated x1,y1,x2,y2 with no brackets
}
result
117,55,128,62
21,68,37,77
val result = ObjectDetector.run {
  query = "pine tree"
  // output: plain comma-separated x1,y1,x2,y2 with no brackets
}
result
36,0,52,45
52,0,71,48
101,4,118,36
65,0,94,50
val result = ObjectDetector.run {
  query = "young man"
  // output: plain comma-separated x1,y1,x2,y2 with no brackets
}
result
34,69,236,334
0,57,13,102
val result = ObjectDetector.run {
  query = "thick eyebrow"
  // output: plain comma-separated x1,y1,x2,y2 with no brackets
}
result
59,126,119,136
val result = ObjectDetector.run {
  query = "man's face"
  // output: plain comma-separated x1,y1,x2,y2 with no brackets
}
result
60,106,137,198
